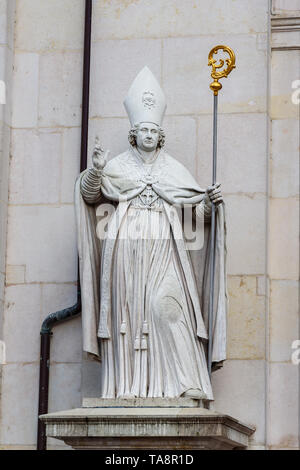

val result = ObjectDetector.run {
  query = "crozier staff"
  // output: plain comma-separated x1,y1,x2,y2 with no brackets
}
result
207,45,236,376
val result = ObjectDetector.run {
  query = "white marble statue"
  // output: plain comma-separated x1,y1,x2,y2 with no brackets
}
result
75,67,227,401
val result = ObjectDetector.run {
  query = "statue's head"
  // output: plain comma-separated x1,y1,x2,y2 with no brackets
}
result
124,67,167,151
128,122,165,151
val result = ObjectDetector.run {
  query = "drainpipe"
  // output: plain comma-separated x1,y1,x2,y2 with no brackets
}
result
36,0,92,451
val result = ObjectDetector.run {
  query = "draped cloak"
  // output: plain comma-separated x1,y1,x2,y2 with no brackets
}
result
74,148,227,398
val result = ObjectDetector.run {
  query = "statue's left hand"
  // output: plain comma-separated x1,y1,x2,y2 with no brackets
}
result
206,182,223,206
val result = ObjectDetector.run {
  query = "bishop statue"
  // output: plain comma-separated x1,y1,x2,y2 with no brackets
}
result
75,67,227,401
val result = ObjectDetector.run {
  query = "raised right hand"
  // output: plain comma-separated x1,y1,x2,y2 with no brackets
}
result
92,137,109,171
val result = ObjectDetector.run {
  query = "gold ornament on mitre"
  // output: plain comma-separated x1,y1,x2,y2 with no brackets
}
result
124,66,167,127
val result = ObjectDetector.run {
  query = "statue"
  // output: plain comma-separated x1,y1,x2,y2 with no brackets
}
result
75,67,227,401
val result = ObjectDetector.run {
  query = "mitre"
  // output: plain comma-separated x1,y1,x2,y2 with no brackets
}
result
124,66,167,127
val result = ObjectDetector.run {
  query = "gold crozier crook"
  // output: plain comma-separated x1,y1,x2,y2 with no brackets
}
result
208,45,236,96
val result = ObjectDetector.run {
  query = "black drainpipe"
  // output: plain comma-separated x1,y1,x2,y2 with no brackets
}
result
36,0,92,451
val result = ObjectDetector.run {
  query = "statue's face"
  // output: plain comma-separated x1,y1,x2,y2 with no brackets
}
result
136,122,159,152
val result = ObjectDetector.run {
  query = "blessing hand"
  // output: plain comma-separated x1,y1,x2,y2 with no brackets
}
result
92,136,109,172
206,182,223,206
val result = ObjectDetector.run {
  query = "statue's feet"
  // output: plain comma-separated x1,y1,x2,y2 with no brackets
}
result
181,389,207,400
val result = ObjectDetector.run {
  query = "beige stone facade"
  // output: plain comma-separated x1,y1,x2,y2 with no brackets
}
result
0,0,299,450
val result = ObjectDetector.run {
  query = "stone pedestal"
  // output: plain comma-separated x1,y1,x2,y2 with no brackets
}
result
40,399,255,450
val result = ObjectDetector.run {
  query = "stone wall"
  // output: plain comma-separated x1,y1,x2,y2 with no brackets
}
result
0,0,85,450
0,0,15,445
0,0,298,450
267,0,299,450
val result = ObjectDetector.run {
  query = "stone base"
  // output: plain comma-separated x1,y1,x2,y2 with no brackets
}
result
40,399,255,450
82,397,208,408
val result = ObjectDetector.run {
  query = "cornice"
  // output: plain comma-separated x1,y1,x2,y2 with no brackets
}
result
271,16,300,32
271,16,300,50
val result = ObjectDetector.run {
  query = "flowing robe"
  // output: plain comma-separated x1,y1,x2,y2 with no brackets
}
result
75,148,227,400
